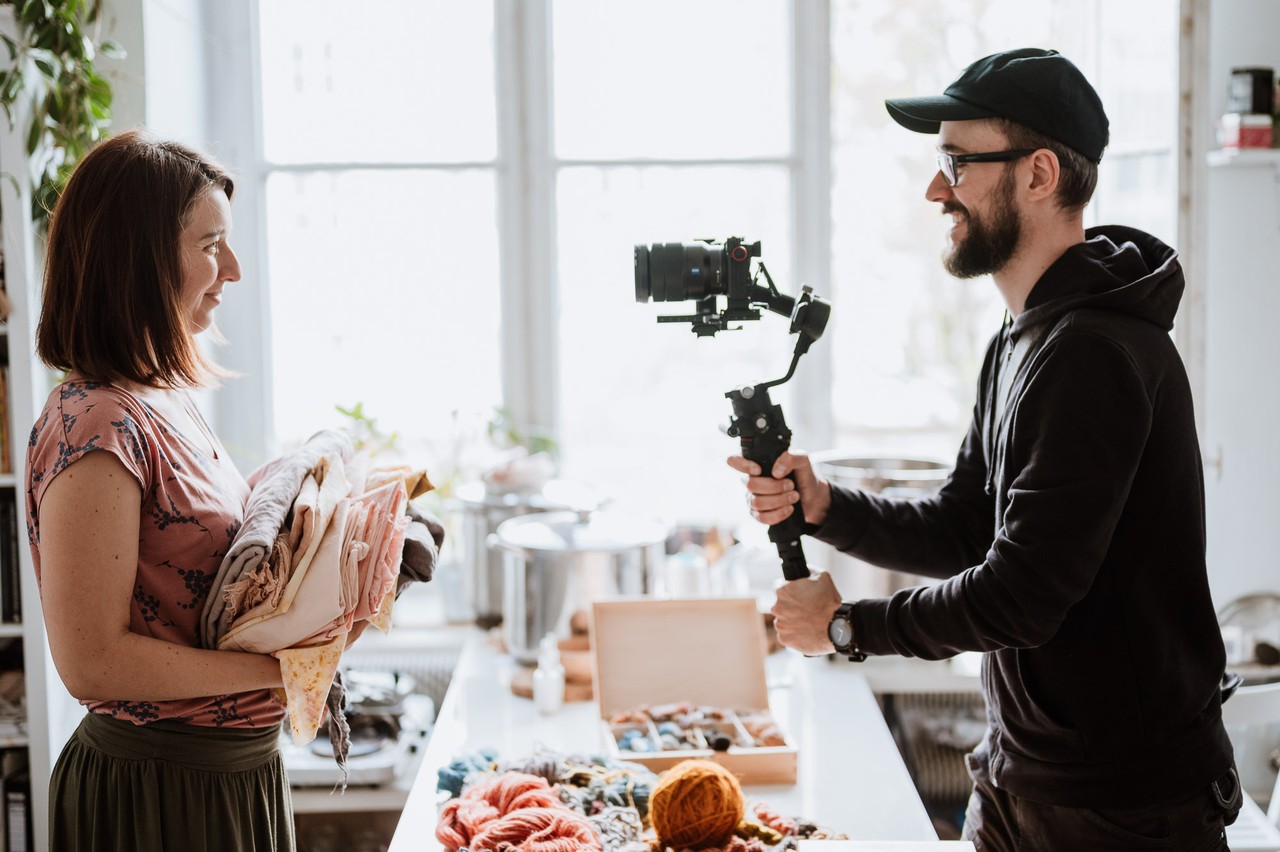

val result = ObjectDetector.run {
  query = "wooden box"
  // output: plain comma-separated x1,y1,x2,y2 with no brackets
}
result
590,596,797,785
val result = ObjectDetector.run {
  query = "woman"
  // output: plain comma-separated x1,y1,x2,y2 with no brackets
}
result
26,130,294,851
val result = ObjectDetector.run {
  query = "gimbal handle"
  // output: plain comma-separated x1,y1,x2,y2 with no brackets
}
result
727,384,810,581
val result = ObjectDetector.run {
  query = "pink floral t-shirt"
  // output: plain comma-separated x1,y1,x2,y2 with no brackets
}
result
25,380,285,728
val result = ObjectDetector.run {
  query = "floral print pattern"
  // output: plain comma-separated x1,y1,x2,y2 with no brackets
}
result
26,381,283,729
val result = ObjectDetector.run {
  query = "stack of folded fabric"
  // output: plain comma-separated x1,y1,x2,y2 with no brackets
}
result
199,430,438,759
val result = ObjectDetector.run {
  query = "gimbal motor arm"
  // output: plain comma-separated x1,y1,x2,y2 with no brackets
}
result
725,276,830,582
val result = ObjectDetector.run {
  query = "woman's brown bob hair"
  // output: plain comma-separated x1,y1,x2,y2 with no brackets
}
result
37,129,235,388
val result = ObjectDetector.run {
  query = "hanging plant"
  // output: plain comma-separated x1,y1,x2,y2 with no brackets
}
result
0,0,122,228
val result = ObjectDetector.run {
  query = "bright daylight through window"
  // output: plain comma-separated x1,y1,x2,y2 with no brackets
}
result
250,0,1177,534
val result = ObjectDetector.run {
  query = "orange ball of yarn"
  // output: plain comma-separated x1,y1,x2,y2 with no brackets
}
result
649,759,745,849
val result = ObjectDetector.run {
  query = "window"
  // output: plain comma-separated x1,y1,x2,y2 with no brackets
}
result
226,0,1179,530
828,0,1180,461
254,0,502,467
551,0,797,522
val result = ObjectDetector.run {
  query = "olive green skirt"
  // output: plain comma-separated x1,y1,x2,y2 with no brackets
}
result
50,712,295,852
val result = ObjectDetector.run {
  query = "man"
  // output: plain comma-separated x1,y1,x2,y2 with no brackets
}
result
731,48,1239,851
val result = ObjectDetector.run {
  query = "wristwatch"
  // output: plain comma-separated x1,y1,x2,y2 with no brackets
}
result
827,602,866,662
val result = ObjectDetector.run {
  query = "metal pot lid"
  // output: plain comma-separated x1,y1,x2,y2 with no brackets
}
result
455,479,601,512
495,510,668,553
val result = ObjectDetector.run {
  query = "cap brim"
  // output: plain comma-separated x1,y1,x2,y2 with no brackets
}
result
885,95,998,134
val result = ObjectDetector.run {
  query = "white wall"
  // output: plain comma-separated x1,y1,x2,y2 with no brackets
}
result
99,0,209,141
1201,0,1280,609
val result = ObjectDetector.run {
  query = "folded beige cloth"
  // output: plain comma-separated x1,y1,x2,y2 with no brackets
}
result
219,454,351,653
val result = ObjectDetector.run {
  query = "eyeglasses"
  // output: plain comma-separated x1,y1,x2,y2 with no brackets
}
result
936,149,1037,187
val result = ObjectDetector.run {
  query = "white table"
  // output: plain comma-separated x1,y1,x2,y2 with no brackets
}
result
388,631,937,850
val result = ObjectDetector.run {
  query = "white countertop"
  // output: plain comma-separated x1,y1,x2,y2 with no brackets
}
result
388,630,938,850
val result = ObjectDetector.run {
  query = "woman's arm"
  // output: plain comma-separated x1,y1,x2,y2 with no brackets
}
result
37,450,282,702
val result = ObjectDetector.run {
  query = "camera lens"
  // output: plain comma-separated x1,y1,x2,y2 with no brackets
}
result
633,242,724,303
634,245,651,302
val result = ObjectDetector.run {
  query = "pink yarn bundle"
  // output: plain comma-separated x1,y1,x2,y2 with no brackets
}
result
471,806,601,851
435,771,603,851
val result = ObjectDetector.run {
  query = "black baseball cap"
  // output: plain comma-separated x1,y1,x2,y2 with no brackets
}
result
885,48,1109,164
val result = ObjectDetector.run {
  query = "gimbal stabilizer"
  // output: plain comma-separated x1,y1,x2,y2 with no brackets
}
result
634,238,831,580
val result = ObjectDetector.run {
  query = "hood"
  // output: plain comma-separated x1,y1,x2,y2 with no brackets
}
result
1013,225,1183,338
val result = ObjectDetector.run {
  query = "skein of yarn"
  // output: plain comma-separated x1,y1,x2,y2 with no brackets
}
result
435,771,603,851
471,806,601,851
648,759,745,850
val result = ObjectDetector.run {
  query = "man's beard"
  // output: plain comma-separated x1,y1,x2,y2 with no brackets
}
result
943,168,1021,279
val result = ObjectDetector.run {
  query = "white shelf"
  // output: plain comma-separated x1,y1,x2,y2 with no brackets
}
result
0,10,78,849
1207,148,1280,168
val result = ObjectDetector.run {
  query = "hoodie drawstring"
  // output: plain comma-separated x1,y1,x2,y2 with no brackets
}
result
985,311,1012,497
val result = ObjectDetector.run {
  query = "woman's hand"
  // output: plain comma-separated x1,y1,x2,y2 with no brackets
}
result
726,449,832,527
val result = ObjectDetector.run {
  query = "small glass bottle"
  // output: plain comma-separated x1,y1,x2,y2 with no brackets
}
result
532,633,565,715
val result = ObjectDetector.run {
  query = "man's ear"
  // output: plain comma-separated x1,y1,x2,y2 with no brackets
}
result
1026,148,1060,202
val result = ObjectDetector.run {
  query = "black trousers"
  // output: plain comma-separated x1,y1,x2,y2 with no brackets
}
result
961,770,1241,852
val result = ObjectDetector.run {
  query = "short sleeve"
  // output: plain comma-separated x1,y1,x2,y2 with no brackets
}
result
27,382,154,518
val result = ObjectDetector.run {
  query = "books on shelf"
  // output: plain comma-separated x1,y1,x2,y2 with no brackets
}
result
0,666,24,750
0,248,9,321
1,748,30,852
0,343,9,476
0,491,18,623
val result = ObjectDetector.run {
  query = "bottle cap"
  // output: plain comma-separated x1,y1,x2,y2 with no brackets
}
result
537,633,560,667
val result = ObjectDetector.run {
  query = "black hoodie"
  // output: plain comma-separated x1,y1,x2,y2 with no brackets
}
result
814,225,1233,808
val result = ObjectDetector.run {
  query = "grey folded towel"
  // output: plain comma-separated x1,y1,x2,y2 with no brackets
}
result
395,501,445,596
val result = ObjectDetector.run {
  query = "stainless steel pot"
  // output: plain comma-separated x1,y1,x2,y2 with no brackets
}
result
456,480,600,628
816,455,951,497
811,454,952,598
490,510,668,664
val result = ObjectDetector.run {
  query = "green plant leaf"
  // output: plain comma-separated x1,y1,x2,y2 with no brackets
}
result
0,0,116,232
25,109,42,152
99,39,124,59
86,72,109,102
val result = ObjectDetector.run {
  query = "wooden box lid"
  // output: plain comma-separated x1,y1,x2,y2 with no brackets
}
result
590,597,770,718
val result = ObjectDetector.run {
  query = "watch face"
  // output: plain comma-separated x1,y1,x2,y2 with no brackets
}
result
828,616,853,648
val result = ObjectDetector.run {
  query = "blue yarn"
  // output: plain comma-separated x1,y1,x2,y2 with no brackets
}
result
617,729,653,752
436,747,499,797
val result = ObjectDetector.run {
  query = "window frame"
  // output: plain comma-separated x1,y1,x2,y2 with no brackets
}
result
207,0,831,470
206,1,1180,481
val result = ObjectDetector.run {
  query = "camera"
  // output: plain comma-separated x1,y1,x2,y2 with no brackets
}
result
634,237,829,341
